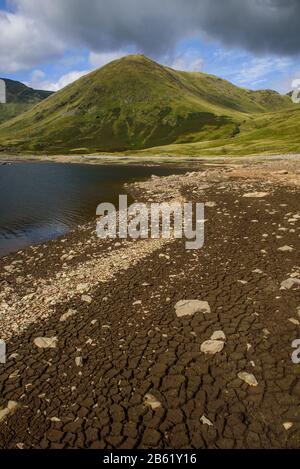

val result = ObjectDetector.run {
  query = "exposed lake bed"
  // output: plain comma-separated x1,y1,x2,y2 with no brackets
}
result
0,157,300,448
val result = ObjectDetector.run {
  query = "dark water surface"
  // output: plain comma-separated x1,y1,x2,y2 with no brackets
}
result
0,162,189,257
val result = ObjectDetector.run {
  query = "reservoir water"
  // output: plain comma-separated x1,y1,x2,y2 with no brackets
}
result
0,162,188,257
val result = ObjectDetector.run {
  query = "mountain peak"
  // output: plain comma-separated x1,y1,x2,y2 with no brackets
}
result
0,56,294,154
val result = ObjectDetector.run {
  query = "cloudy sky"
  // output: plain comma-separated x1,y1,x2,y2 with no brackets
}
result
0,0,300,93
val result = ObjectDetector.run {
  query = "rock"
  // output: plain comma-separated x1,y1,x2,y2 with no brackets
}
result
34,337,58,349
278,245,294,252
75,357,84,367
201,340,225,355
288,318,300,325
252,269,263,274
82,295,92,304
9,370,19,379
16,276,25,284
243,192,269,198
238,372,258,387
175,300,211,318
77,283,89,294
16,443,25,449
210,330,226,341
205,201,216,208
200,415,213,426
144,393,162,410
60,309,77,322
159,253,170,260
297,306,300,317
0,401,19,423
283,422,293,430
280,278,300,290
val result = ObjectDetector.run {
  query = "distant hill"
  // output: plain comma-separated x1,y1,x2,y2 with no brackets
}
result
0,78,53,125
0,55,296,155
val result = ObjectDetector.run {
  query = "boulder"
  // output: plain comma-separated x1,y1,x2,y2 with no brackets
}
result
175,300,211,318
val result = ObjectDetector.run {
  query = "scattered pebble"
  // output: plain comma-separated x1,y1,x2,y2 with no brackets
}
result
34,337,58,349
200,415,213,426
60,309,77,322
201,339,225,355
144,393,162,410
238,372,258,387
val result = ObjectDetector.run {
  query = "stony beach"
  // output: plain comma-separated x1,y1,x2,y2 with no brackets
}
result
0,157,300,449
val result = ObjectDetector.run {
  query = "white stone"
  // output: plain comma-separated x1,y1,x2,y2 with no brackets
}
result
200,415,213,426
60,309,77,322
288,318,300,325
238,372,258,387
201,340,225,355
76,283,89,293
280,278,300,290
75,357,84,367
82,295,92,304
175,300,211,318
205,201,216,208
210,330,226,341
34,337,58,349
0,401,18,423
252,269,263,274
278,246,294,252
144,393,162,410
243,192,269,198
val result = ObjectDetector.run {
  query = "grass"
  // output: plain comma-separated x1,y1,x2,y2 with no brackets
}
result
0,55,298,156
0,78,52,125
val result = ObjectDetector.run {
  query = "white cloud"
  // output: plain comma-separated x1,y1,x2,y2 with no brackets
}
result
89,51,128,69
2,0,300,74
235,57,293,87
0,9,64,73
27,51,129,91
28,69,90,91
168,53,204,72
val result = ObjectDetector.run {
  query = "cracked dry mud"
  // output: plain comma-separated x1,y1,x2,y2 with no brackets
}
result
0,161,300,449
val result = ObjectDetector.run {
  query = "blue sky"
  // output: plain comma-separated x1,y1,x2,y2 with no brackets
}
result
1,0,299,93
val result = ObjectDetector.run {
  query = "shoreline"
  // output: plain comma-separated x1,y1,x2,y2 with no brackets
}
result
1,152,300,167
0,158,300,448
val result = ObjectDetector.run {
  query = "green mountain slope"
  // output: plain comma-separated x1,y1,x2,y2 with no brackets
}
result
0,78,53,125
132,107,300,157
0,55,296,154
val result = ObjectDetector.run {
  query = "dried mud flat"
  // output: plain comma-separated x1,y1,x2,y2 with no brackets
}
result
0,158,300,449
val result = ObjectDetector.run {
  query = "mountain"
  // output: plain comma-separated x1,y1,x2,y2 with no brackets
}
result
0,55,296,155
0,78,53,125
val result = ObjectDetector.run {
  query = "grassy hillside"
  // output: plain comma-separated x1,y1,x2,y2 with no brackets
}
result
0,78,53,125
130,107,300,157
0,55,296,155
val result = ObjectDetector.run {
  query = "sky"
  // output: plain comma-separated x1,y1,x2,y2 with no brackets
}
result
0,0,300,93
